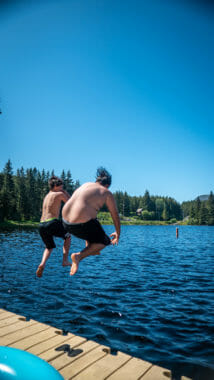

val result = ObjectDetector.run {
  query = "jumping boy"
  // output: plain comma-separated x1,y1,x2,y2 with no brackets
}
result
36,176,71,277
62,167,120,276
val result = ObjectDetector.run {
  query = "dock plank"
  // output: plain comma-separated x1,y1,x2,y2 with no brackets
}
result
107,357,152,380
28,332,75,356
0,315,26,328
60,343,109,380
51,340,100,371
1,321,50,346
71,350,131,380
39,335,86,362
0,319,36,337
139,365,171,379
9,327,61,350
0,311,17,320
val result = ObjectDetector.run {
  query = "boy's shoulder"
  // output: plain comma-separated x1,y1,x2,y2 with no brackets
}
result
48,190,64,198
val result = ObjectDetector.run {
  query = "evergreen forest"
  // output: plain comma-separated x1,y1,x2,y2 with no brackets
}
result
0,160,214,225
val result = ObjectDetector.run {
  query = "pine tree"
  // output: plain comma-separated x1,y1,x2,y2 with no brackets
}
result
195,197,201,224
162,202,170,221
0,159,16,220
114,191,124,215
155,198,164,220
61,170,66,184
142,190,153,211
0,173,3,189
190,204,195,219
74,180,81,190
167,198,182,220
34,170,43,219
65,170,75,195
25,168,36,219
207,191,214,225
0,173,4,221
123,192,130,216
199,203,208,225
46,171,50,184
14,167,27,221
130,196,139,214
41,169,49,199
138,196,144,210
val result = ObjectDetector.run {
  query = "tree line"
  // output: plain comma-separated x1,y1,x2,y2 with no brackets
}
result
0,160,214,225
182,194,214,225
112,190,182,222
0,160,80,222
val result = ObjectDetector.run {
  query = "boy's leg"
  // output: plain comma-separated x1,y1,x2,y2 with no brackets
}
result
36,248,53,277
70,242,106,275
85,240,100,256
62,236,71,266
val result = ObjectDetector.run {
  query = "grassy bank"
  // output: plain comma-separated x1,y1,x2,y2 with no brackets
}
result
0,220,39,231
0,213,185,231
97,212,183,225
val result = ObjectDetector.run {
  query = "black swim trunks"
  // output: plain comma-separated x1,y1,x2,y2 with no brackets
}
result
62,218,111,246
39,219,70,249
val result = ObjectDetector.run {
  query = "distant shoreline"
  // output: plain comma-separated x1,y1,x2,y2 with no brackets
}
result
0,219,188,231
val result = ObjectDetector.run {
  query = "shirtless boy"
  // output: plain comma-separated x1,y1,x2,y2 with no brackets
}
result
36,176,71,277
62,167,120,276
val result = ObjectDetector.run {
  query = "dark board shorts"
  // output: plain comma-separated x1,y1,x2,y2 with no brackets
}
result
62,218,111,246
39,219,70,249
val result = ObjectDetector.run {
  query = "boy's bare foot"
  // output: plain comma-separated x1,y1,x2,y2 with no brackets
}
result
62,260,72,267
36,265,44,278
70,253,81,275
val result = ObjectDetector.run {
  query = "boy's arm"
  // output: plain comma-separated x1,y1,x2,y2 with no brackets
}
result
105,192,120,244
60,190,70,203
62,189,71,199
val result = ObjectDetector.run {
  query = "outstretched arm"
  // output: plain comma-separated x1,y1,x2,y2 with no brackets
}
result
105,192,120,245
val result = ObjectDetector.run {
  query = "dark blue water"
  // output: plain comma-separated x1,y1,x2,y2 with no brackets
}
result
0,226,214,380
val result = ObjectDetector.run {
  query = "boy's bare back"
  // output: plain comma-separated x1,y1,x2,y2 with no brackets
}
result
41,191,68,221
62,182,112,223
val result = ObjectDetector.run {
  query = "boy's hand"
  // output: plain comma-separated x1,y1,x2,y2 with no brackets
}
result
110,232,119,245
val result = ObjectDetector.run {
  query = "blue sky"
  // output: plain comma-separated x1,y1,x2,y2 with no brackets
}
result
0,0,213,203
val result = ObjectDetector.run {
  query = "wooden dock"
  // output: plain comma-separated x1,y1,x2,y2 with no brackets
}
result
0,309,191,380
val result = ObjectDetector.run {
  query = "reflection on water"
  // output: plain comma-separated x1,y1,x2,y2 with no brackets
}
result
0,226,214,380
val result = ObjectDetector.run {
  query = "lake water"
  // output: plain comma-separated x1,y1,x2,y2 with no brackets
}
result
0,225,213,380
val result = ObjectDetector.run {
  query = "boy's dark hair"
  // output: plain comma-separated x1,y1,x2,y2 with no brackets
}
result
49,176,63,189
96,167,112,187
